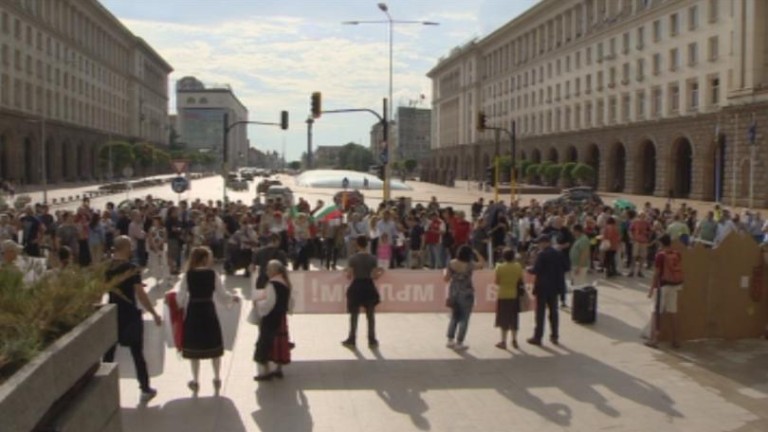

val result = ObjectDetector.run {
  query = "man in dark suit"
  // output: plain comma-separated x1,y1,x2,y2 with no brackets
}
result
528,234,568,346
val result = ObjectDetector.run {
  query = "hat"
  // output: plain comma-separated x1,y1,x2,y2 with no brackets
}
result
534,234,551,243
0,240,21,254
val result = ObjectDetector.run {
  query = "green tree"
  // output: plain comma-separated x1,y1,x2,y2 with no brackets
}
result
337,143,374,172
526,163,541,184
99,141,135,174
403,159,418,174
288,161,301,170
572,163,596,185
543,164,563,185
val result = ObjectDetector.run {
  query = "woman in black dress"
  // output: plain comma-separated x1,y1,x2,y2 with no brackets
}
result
253,259,292,381
177,246,239,395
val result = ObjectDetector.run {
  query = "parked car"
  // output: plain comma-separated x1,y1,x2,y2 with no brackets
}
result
265,185,294,208
257,179,282,194
543,186,603,207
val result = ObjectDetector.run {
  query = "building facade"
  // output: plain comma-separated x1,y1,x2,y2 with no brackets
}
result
428,0,768,206
396,107,432,164
175,76,248,169
369,120,397,158
0,0,173,185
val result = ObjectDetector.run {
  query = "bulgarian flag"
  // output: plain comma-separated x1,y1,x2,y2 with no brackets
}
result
313,204,343,222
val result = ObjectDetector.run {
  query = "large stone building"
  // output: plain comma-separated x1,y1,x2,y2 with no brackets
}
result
428,0,768,206
0,0,173,185
396,107,431,164
175,76,248,169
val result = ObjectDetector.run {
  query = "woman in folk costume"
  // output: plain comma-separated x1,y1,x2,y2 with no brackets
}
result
176,246,240,395
253,259,293,381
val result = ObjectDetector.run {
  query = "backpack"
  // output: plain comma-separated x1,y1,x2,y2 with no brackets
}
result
660,249,684,285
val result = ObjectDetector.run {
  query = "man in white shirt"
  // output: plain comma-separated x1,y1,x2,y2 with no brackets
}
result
714,211,737,247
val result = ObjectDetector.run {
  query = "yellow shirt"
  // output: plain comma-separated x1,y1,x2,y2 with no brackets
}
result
495,261,523,299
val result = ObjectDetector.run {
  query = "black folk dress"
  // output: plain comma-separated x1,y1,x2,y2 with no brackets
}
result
182,268,224,359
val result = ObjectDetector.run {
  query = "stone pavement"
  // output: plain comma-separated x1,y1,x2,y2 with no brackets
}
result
116,268,768,432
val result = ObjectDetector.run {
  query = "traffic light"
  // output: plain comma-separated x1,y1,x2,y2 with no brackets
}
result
311,92,322,119
477,111,487,131
485,166,496,186
377,165,385,180
280,110,289,130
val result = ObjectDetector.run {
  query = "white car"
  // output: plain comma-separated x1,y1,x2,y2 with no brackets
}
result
265,185,294,207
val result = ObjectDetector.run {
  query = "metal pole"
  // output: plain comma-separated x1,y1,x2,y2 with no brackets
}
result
384,13,394,201
222,113,229,204
510,120,516,205
383,98,389,201
750,113,756,209
108,134,113,180
732,113,738,207
306,117,314,170
494,156,500,203
750,143,755,209
40,118,47,204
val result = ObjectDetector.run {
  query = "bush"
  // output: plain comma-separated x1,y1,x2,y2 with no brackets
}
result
0,263,118,383
572,163,596,185
543,164,563,185
525,164,541,183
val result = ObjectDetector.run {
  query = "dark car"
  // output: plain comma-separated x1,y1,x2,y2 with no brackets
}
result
257,179,282,194
543,186,603,208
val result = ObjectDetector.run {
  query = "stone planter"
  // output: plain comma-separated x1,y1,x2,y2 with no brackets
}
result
0,305,121,432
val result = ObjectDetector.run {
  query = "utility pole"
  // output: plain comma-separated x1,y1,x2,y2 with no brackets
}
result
306,117,314,169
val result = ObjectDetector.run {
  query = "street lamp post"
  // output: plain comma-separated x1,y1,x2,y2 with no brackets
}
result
306,117,314,170
343,4,438,200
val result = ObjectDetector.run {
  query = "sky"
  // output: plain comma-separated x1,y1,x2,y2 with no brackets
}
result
102,0,539,161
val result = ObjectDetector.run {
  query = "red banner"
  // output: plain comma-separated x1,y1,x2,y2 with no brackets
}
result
289,270,532,314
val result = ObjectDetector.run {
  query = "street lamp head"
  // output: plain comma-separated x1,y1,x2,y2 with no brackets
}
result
342,21,360,25
422,21,440,26
377,3,388,12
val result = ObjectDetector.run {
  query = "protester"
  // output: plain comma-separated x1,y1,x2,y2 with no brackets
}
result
342,235,384,348
445,245,486,351
645,234,684,349
494,248,523,350
102,236,161,403
569,224,591,287
253,260,293,381
527,234,568,346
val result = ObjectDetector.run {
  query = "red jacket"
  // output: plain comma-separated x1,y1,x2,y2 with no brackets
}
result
452,219,471,246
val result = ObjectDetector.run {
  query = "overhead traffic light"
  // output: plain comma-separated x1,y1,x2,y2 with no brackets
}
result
476,111,487,131
485,166,496,186
280,110,289,130
311,92,322,119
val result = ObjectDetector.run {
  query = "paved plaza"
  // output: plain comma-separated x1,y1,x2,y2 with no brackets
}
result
15,175,768,431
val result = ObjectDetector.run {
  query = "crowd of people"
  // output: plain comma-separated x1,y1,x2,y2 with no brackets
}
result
1,184,762,402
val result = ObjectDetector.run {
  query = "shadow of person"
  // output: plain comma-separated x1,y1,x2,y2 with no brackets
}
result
252,384,313,432
496,385,573,427
376,386,431,430
122,396,247,432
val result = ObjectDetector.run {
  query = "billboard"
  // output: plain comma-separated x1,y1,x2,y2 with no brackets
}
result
180,108,226,150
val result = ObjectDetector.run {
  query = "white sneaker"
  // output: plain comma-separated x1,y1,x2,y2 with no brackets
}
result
454,343,469,351
446,339,456,348
140,388,157,403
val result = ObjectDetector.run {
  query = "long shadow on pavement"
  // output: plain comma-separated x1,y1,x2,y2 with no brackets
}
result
122,396,247,432
251,348,682,430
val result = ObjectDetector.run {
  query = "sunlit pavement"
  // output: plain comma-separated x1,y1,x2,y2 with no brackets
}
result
25,175,768,431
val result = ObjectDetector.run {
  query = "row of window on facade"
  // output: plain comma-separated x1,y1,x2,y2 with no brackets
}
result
484,0,720,79
487,75,720,137
0,41,130,99
0,73,130,133
1,2,131,71
485,35,720,101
